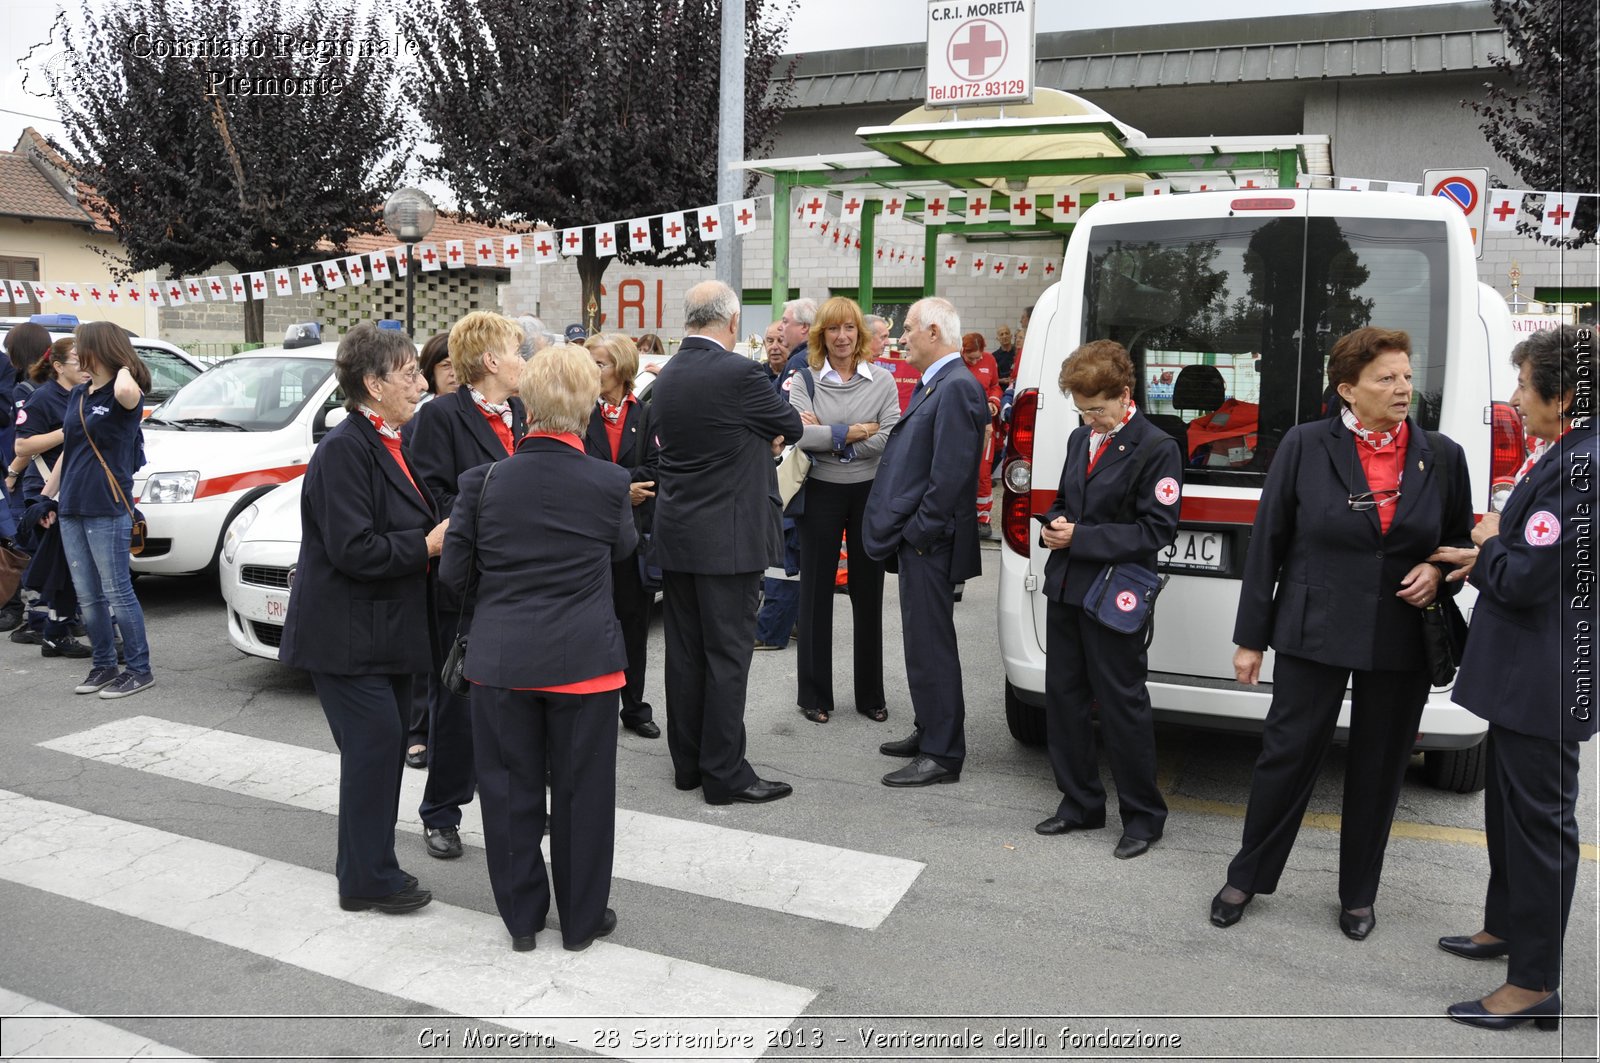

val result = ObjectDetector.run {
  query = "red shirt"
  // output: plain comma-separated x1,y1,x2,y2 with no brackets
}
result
963,352,1003,410
1353,420,1408,535
476,404,514,456
600,394,635,462
378,433,424,499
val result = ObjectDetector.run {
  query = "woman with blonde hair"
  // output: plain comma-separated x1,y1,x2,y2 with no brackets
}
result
789,296,901,724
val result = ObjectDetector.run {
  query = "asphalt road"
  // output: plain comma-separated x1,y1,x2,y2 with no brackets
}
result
1,547,1595,1062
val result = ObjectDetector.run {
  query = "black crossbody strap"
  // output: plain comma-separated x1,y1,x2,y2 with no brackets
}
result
451,460,498,637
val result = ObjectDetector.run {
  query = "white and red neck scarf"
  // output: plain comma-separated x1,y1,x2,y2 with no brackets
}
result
1088,399,1138,454
469,386,514,430
358,404,401,440
599,392,633,425
1341,405,1403,451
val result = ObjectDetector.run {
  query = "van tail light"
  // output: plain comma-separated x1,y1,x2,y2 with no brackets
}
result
1001,388,1040,556
1488,401,1525,510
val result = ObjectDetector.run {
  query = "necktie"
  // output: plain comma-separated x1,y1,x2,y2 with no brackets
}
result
911,379,928,403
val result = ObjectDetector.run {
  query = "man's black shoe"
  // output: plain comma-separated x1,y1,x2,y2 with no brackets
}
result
339,885,432,914
424,827,463,859
882,755,960,787
706,778,792,804
563,908,617,952
879,730,921,758
624,720,661,739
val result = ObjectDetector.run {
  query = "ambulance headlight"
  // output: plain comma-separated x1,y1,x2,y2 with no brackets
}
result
142,471,200,504
1003,458,1032,493
221,503,259,565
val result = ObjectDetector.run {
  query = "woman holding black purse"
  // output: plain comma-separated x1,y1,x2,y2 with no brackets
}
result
1035,340,1182,860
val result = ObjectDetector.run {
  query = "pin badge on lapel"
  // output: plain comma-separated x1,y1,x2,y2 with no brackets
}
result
1418,460,1424,470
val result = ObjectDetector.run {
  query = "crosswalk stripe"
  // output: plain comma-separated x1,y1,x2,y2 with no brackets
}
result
0,790,813,1063
0,987,208,1061
40,716,922,930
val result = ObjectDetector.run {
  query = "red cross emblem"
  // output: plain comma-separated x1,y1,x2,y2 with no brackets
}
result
252,277,265,293
231,280,243,296
1492,198,1516,221
844,197,860,214
209,280,223,295
1548,202,1572,226
300,270,314,286
944,256,957,268
1525,511,1560,545
373,259,387,276
806,197,824,216
1044,262,1056,275
969,197,986,217
1115,590,1139,613
973,257,985,270
476,242,491,259
106,289,118,303
128,288,141,302
54,286,66,297
598,229,614,249
398,251,409,267
885,197,902,214
276,275,289,291
950,20,1006,79
348,261,363,280
448,245,463,263
537,239,553,256
505,241,519,261
169,285,183,299
993,261,1005,274
632,226,648,244
1155,476,1179,506
188,282,201,297
820,220,830,234
1017,262,1029,275
1015,196,1033,215
565,231,582,249
737,206,753,227
88,286,102,300
876,247,885,260
421,248,437,265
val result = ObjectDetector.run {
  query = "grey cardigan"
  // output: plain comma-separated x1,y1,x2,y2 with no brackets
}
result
789,361,901,484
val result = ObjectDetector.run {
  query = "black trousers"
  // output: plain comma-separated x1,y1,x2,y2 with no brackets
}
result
310,671,412,899
896,542,965,770
612,556,654,727
1226,653,1431,908
660,569,762,799
406,672,430,749
472,683,618,948
796,478,886,717
420,606,476,830
1043,600,1167,838
1481,724,1582,991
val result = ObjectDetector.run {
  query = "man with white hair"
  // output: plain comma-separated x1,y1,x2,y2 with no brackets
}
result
865,314,892,361
648,281,804,804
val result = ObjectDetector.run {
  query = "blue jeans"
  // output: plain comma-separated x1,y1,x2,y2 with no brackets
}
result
754,577,799,647
59,512,151,674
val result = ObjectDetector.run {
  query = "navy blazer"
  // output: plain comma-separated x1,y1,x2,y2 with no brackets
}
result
861,358,990,582
1233,414,1473,672
404,386,526,516
1040,412,1184,605
1454,424,1599,742
584,398,656,534
440,436,637,689
280,415,437,675
646,336,803,574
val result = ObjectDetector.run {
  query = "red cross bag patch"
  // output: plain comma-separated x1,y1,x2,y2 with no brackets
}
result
1524,510,1560,546
1155,476,1180,506
1115,589,1140,612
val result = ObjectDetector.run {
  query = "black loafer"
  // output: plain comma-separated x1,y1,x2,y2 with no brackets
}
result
1339,906,1376,941
339,885,432,914
1447,991,1560,1030
424,827,463,859
707,778,793,805
878,731,921,758
1438,934,1510,960
625,720,661,739
1113,832,1160,860
405,747,428,770
1210,888,1252,928
563,908,617,952
882,755,959,787
1034,814,1106,835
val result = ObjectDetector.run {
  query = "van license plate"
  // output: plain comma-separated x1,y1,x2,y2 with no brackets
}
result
1161,530,1228,572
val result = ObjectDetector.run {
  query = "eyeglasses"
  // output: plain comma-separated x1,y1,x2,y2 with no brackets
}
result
58,358,81,367
1347,490,1401,511
388,365,421,382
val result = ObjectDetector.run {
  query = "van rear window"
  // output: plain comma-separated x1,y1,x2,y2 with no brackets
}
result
1082,216,1448,484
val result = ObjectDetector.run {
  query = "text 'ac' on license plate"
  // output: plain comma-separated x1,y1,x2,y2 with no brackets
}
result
1161,529,1228,571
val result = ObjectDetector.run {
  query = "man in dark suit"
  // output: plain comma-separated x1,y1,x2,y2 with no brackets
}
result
648,281,804,804
862,297,990,786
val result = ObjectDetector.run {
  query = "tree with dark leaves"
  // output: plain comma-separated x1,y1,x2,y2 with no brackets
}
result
1469,0,1597,249
406,0,795,329
49,0,412,342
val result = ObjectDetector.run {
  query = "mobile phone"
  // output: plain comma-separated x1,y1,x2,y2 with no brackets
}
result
1031,512,1055,524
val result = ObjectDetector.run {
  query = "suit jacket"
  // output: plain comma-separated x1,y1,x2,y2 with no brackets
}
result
405,386,526,516
1454,424,1599,742
861,358,990,582
1040,412,1183,605
280,415,437,675
1232,414,1473,673
439,436,637,688
647,335,803,574
584,398,656,535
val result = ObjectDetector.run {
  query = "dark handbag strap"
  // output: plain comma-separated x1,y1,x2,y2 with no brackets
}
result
449,460,498,639
77,390,137,523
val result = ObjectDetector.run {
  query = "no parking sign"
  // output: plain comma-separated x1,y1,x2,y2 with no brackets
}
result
1423,168,1488,259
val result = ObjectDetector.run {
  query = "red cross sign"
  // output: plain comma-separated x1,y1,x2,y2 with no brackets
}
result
421,248,438,265
1548,202,1572,226
449,245,463,263
276,275,289,291
928,198,946,217
537,239,553,256
565,231,582,249
373,258,388,276
632,226,648,243
700,214,718,235
187,282,202,298
950,20,1006,79
597,229,614,249
253,277,265,293
806,197,824,216
737,206,754,227
209,280,224,295
349,262,363,280
1155,477,1180,506
232,280,244,296
666,219,684,239
1492,198,1517,221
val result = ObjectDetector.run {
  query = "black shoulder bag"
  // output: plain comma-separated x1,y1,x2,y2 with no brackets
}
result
1080,436,1173,648
440,461,497,697
1419,432,1470,686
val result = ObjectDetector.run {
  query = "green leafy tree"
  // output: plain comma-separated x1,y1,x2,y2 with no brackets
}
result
406,0,796,330
1469,0,1597,249
49,0,413,341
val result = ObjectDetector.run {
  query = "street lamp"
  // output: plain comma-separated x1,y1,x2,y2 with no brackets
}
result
383,186,437,337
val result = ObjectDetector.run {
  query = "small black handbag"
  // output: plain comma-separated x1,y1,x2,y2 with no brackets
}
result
440,462,497,697
1420,597,1469,687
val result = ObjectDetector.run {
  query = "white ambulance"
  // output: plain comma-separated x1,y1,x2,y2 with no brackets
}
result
996,190,1523,792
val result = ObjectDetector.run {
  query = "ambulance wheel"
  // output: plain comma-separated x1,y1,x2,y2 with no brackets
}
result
1005,680,1046,747
1423,741,1487,794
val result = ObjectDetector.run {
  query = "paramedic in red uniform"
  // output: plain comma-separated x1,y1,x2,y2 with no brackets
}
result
1431,325,1596,1031
1035,341,1182,859
960,333,1002,538
1211,327,1473,939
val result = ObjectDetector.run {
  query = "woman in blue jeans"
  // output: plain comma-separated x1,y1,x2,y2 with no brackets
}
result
43,322,154,698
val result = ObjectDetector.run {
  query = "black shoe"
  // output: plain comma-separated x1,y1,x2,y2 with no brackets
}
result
339,885,432,913
1034,814,1105,835
9,625,43,645
1210,887,1252,928
1114,832,1160,859
424,827,463,859
879,730,921,758
882,755,959,787
1339,906,1376,941
1438,934,1510,960
41,635,92,658
405,746,428,770
1447,991,1560,1031
563,908,617,952
510,918,548,952
624,719,661,739
707,778,793,805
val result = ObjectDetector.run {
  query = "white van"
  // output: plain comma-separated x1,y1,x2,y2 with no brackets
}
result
996,190,1523,793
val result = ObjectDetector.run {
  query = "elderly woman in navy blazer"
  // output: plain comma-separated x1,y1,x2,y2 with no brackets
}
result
1036,341,1182,860
404,311,527,863
584,332,660,740
442,343,637,953
1431,325,1596,1030
280,322,449,915
1211,326,1472,939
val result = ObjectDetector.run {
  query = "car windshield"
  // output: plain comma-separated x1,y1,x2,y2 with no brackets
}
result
136,346,202,404
151,356,334,431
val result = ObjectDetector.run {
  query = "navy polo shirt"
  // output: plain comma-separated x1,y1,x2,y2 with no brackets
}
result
15,380,69,497
59,380,145,518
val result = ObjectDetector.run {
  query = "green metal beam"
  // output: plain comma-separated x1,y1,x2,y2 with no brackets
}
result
923,226,939,296
858,200,880,312
771,172,794,305
781,150,1301,186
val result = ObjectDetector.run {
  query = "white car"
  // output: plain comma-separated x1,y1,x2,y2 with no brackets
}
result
219,350,675,659
132,327,343,576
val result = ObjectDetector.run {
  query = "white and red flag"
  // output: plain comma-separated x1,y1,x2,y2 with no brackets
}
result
625,219,653,254
696,208,723,242
7,280,28,303
940,251,962,275
1096,182,1124,204
474,238,494,267
881,194,904,220
245,273,268,300
1486,189,1522,230
444,240,466,268
1014,258,1034,281
840,194,864,223
320,261,345,290
185,278,205,301
1052,190,1080,222
964,192,990,225
30,282,50,303
991,257,1010,278
1540,193,1580,238
733,199,758,235
969,254,987,277
529,232,560,264
296,265,320,294
415,244,441,272
228,275,247,302
390,247,410,278
560,228,585,257
343,256,367,285
502,236,522,266
593,224,618,258
1009,193,1036,224
661,212,688,249
923,193,950,226
369,252,391,281
145,281,166,305
204,276,226,300
271,269,294,297
1142,181,1172,197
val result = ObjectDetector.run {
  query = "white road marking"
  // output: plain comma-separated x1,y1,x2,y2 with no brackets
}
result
0,987,207,1060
